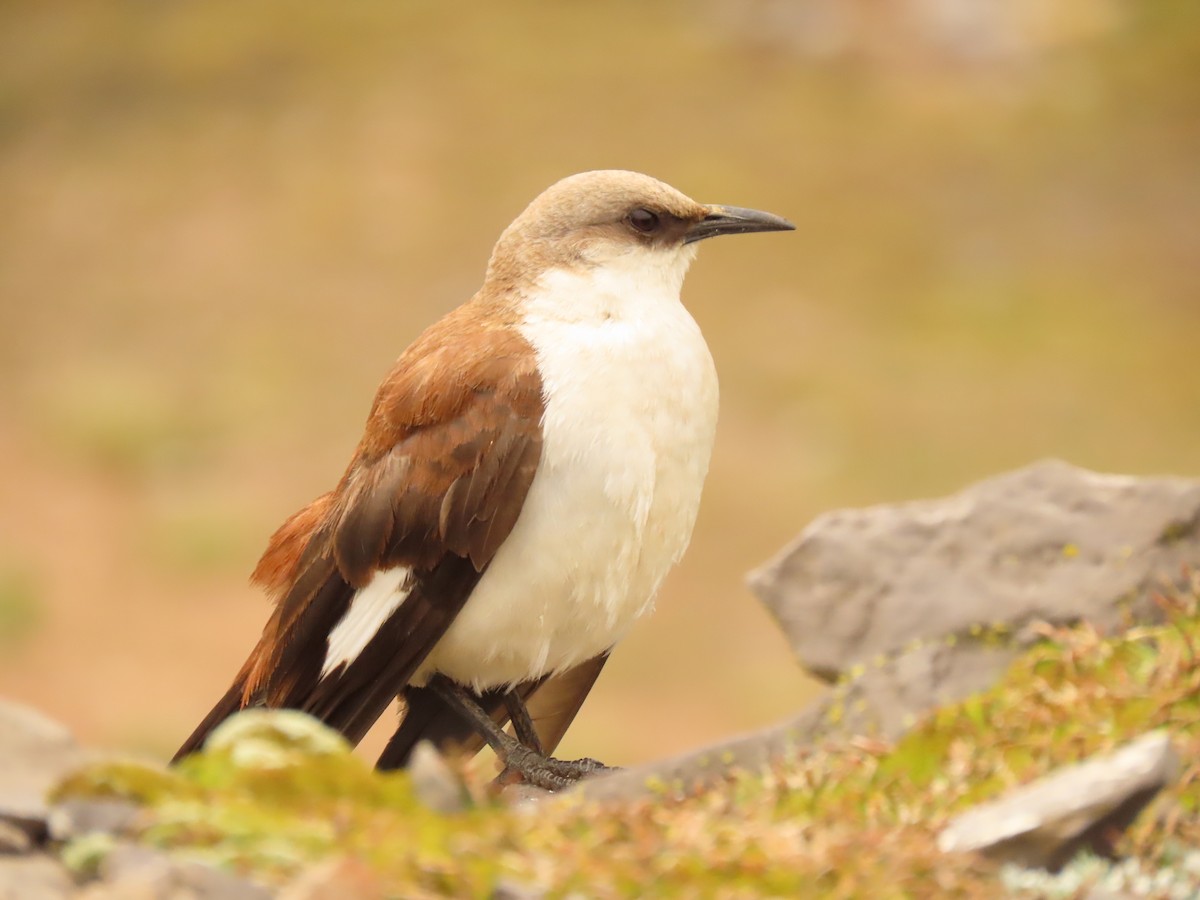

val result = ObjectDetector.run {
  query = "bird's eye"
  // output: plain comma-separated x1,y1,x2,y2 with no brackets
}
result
627,207,660,233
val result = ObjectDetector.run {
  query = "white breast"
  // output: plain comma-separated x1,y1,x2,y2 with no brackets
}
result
418,249,719,689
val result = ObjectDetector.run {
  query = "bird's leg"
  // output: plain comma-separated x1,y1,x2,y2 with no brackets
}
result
427,675,613,791
502,691,543,755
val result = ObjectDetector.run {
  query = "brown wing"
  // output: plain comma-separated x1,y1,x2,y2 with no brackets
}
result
375,654,609,769
174,310,543,761
521,654,610,753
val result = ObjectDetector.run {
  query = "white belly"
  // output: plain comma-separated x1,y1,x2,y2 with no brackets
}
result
419,266,719,689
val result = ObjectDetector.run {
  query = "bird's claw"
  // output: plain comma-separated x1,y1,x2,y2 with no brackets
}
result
500,749,616,791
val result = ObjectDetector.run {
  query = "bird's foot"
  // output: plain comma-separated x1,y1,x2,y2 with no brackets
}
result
498,744,615,791
427,675,616,791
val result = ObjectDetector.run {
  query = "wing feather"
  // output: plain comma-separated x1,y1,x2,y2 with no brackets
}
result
174,308,544,761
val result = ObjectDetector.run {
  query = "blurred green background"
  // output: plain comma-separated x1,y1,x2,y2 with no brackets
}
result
0,1,1197,765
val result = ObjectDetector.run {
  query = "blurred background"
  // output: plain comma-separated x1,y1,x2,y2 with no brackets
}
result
0,1,1197,766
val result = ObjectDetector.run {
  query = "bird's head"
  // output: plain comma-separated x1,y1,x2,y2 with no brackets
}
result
484,170,794,294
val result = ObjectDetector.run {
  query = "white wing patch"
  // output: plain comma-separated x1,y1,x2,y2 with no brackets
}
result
321,566,412,677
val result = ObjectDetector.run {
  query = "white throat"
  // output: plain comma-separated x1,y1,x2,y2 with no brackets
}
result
520,244,699,324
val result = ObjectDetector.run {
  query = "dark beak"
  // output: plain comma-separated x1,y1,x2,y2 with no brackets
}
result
684,205,795,244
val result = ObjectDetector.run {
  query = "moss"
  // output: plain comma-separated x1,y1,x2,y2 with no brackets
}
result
60,832,118,879
52,760,200,806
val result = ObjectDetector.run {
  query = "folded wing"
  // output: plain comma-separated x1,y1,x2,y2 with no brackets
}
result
174,310,546,760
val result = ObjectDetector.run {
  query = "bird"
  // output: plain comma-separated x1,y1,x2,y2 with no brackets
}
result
174,170,794,788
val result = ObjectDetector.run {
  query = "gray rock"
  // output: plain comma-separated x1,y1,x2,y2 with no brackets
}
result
491,878,546,899
572,632,1040,801
937,731,1179,871
571,642,1012,802
47,799,140,843
95,843,162,881
572,637,1036,802
84,843,272,900
811,632,1030,741
0,854,74,900
500,783,553,808
749,459,1199,682
0,820,33,855
0,699,89,846
408,742,468,814
570,703,829,802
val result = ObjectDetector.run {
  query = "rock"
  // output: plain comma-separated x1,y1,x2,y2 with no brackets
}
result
0,699,89,846
811,634,1027,741
278,856,384,900
500,783,553,809
408,741,468,814
571,633,1041,801
750,460,1199,682
83,843,273,900
570,702,829,802
0,820,33,855
937,731,1179,871
491,878,546,899
570,661,954,802
748,461,1200,734
47,799,140,843
0,854,75,900
572,636,1041,802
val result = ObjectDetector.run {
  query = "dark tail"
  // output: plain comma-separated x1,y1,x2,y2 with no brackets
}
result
376,683,505,769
